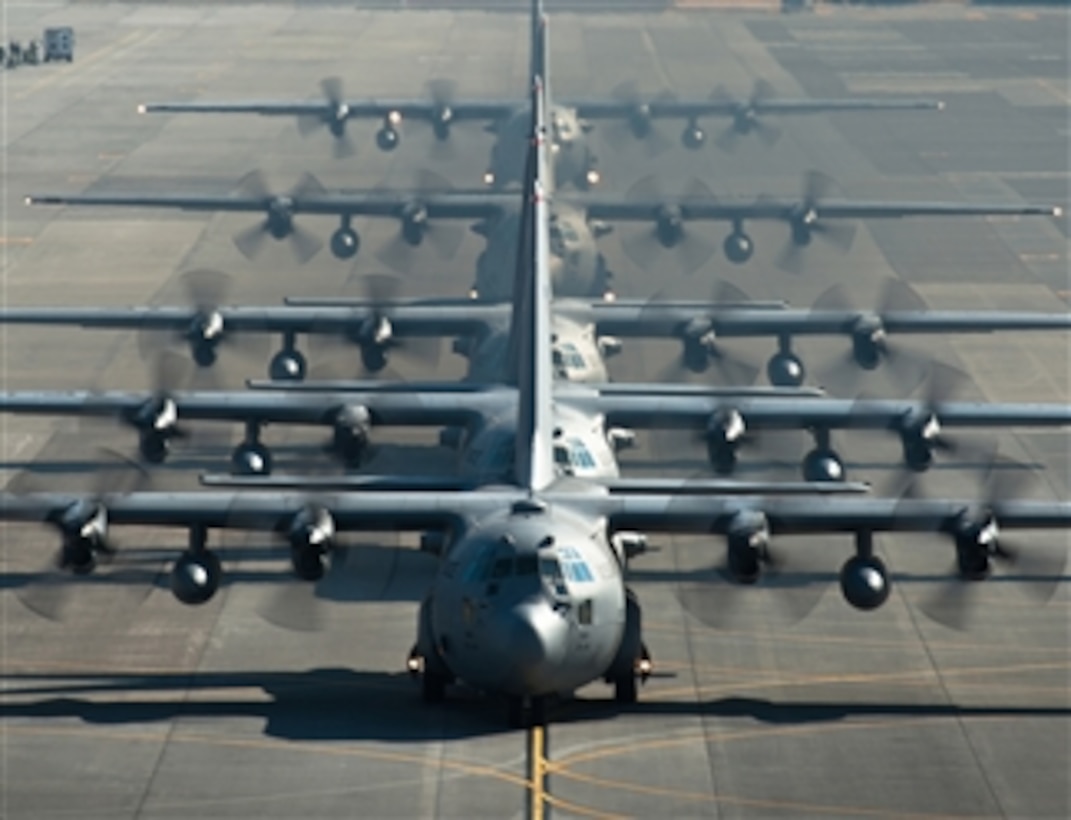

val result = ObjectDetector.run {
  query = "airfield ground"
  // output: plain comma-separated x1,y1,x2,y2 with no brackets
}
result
1,2,1068,817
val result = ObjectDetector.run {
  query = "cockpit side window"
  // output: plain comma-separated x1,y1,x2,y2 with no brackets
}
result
463,545,495,583
516,555,538,576
539,557,569,597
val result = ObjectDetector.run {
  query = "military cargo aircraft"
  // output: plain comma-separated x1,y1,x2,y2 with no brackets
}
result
3,273,1068,391
135,3,943,190
5,75,1069,726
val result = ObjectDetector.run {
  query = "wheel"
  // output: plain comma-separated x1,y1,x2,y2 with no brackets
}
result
614,673,637,704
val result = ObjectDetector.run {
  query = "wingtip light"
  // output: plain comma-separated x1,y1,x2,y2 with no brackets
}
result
137,104,147,114
936,100,946,111
1053,205,1064,217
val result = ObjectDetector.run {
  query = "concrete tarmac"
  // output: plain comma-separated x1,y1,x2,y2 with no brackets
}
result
1,3,1068,818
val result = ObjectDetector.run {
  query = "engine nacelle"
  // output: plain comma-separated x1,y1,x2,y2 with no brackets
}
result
655,206,684,247
953,515,997,580
401,203,429,246
723,229,754,264
628,105,653,139
60,535,98,575
850,317,886,370
289,505,336,554
899,411,940,472
139,431,170,464
330,226,360,260
789,213,815,247
725,509,769,584
171,550,222,605
332,405,372,465
131,396,179,436
840,555,890,611
265,198,295,239
58,501,108,573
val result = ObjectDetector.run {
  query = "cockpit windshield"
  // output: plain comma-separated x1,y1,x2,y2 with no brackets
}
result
552,342,586,372
558,545,595,583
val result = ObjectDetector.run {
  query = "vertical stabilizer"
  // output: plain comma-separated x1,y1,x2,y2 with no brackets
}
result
512,74,556,492
530,0,550,108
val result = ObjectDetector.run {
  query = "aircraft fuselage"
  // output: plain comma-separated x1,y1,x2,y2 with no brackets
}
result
474,202,611,301
425,501,626,697
485,104,597,191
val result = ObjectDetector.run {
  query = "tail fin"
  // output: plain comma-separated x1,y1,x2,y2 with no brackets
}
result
529,0,549,103
511,74,555,492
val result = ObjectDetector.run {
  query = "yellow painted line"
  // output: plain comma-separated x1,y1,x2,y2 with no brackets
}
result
0,236,33,246
529,723,545,820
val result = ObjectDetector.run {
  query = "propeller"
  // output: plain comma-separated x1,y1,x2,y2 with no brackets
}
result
136,269,270,379
776,171,857,274
811,278,932,397
306,273,441,380
375,170,466,272
672,499,828,630
13,449,159,622
296,76,356,159
711,78,784,152
620,175,719,276
901,457,1067,630
643,279,762,387
231,170,326,263
603,81,674,157
870,361,999,497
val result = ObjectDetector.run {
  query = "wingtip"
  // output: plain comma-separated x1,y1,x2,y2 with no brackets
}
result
136,103,147,114
935,100,946,111
1053,206,1064,217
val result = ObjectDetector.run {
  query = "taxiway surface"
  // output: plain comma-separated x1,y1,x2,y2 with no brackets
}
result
1,3,1068,818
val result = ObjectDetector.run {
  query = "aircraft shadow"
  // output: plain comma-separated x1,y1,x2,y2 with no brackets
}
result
2,668,1066,742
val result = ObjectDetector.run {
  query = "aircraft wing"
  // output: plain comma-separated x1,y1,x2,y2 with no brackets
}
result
0,303,500,337
0,388,501,429
580,392,1071,433
572,194,1062,222
584,302,1071,338
25,189,507,221
5,488,1068,543
140,99,518,123
569,97,943,120
198,472,868,495
600,494,1071,536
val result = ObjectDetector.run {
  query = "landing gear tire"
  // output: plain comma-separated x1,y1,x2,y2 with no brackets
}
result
614,673,638,704
507,696,547,728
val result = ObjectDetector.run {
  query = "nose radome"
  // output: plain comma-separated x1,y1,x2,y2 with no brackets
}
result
505,602,569,690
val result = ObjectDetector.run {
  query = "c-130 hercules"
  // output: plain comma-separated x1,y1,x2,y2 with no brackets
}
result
135,6,944,191
5,72,1070,726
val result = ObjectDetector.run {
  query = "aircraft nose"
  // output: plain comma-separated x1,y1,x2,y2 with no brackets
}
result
500,602,569,693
